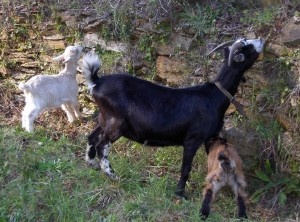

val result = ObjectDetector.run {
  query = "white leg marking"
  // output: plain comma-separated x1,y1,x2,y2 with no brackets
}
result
100,143,119,180
100,158,119,180
103,143,111,157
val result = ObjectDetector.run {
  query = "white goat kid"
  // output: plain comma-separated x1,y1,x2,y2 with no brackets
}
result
19,46,86,132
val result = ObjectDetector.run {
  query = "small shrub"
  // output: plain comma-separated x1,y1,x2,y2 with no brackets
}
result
180,3,218,37
251,160,300,207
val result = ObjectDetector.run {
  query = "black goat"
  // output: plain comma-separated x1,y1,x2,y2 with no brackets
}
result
81,38,264,199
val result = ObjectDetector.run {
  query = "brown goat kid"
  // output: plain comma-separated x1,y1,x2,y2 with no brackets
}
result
200,137,247,219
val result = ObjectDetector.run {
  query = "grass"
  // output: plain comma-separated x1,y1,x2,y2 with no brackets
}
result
0,121,271,222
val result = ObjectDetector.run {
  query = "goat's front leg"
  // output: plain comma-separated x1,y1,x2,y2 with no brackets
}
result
86,125,103,169
176,142,199,199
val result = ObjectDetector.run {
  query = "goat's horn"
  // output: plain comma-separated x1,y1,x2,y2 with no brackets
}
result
206,40,236,56
228,42,244,66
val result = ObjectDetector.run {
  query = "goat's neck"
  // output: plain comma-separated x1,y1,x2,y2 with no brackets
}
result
214,65,246,96
60,63,78,76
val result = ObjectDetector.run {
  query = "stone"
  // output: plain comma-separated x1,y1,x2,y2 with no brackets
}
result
18,68,38,74
153,44,175,56
76,73,86,85
0,30,8,40
83,17,107,33
43,40,66,50
8,52,34,64
222,122,259,159
60,11,78,29
192,67,202,77
12,73,35,80
225,103,237,115
21,61,40,68
40,22,59,36
42,34,66,50
0,67,11,76
275,20,300,47
170,32,197,51
83,33,128,52
275,111,293,131
267,43,290,57
155,56,190,86
43,34,65,41
244,31,257,39
39,54,53,63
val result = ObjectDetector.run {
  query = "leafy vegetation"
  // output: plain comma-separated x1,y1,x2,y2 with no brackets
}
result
251,160,300,207
240,6,281,28
179,3,218,37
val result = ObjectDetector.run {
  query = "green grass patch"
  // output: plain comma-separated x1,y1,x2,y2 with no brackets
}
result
0,125,294,221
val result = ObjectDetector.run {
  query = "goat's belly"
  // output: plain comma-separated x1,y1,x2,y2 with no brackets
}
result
123,133,182,147
144,139,181,147
122,124,185,146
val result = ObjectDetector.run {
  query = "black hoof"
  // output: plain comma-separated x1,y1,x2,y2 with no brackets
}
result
238,213,248,220
175,190,187,200
200,206,210,220
200,213,208,221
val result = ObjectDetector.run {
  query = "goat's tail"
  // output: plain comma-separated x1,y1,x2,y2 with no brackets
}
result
18,82,31,92
81,51,101,94
218,148,234,173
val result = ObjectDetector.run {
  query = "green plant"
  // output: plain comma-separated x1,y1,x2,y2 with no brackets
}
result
112,7,132,42
0,59,17,70
254,119,283,140
240,7,280,28
93,0,133,42
10,25,29,42
180,3,217,37
137,34,155,62
251,160,300,207
53,15,69,34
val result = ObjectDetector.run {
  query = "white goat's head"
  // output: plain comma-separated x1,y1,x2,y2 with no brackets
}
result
52,46,90,64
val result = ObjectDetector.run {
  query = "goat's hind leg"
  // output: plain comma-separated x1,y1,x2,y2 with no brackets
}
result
200,187,213,220
86,125,103,169
61,103,76,123
237,194,247,219
22,105,41,132
72,101,82,119
200,176,223,220
96,136,119,180
234,184,247,219
91,128,119,180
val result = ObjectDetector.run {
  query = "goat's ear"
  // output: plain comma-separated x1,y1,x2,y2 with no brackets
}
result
234,53,245,63
52,54,64,62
